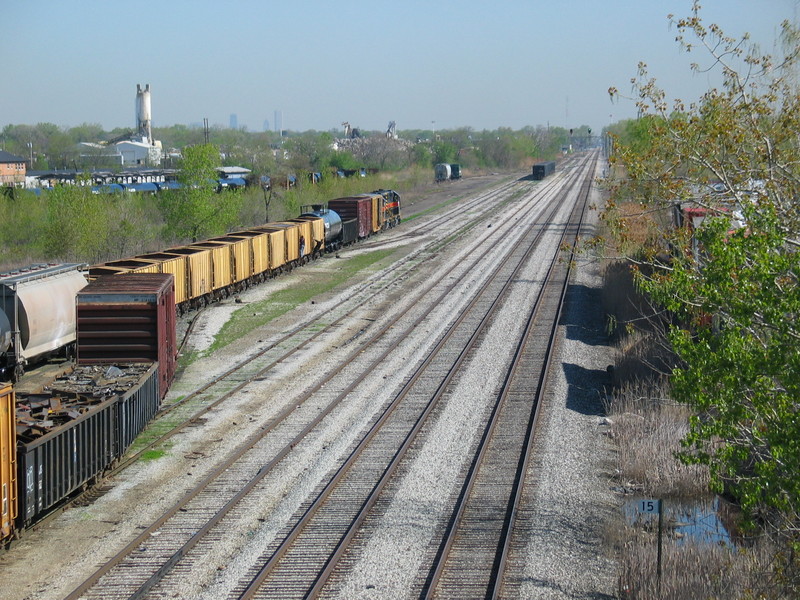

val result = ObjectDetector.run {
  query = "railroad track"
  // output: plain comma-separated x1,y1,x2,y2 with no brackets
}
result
88,173,539,473
62,165,575,599
227,155,598,598
419,152,599,599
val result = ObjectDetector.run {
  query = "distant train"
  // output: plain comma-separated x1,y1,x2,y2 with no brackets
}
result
531,161,556,180
435,163,462,183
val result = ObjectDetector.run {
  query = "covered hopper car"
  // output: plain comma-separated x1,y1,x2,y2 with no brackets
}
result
0,264,88,381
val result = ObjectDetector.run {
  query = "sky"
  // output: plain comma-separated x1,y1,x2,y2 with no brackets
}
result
2,0,797,135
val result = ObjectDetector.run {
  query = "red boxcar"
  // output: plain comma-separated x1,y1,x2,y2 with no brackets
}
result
76,273,176,398
328,196,373,239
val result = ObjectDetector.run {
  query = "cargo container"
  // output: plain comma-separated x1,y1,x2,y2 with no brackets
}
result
253,227,287,271
283,219,314,260
134,252,190,307
265,229,286,270
208,235,253,284
532,161,556,180
76,274,176,396
360,193,383,233
16,363,159,527
228,230,271,278
267,223,302,263
163,246,213,302
16,391,117,526
0,383,16,541
190,240,233,291
341,218,359,246
328,196,373,239
0,263,88,381
290,216,325,255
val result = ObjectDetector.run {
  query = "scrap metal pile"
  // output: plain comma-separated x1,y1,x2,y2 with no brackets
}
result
15,363,153,443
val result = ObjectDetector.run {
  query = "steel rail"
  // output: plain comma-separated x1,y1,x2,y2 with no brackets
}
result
63,173,560,600
420,151,599,599
235,159,586,599
491,152,600,599
107,174,534,475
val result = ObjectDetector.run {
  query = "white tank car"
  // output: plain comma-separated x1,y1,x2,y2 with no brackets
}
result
0,263,87,380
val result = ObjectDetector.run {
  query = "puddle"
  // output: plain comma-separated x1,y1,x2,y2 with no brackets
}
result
625,496,736,546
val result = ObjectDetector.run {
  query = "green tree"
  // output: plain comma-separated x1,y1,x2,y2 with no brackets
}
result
42,180,117,262
284,132,334,171
158,144,242,242
431,140,458,165
607,4,800,588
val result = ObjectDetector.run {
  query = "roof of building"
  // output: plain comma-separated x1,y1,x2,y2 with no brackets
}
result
218,166,251,176
0,150,26,163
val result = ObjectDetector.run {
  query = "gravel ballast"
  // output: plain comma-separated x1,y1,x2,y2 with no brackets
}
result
0,165,619,600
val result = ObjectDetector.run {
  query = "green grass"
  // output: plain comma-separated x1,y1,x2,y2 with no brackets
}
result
202,249,396,356
139,449,168,461
403,195,468,222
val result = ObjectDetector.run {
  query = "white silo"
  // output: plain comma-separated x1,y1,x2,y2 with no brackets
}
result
136,84,153,144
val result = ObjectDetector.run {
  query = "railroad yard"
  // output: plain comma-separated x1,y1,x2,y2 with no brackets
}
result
0,152,618,599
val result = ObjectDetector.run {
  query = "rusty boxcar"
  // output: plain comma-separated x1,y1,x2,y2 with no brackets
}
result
76,274,176,397
328,196,373,239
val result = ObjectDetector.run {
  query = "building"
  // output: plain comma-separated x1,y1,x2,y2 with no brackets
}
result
116,139,162,165
0,151,26,187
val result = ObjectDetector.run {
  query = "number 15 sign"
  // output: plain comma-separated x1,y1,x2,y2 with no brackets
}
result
639,499,662,514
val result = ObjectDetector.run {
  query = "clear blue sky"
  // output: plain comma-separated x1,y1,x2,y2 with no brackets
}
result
2,0,796,134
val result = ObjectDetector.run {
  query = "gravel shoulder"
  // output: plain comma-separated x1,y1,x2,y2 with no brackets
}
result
513,166,618,598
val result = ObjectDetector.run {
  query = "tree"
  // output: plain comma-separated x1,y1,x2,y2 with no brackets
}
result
42,178,117,262
607,4,800,586
158,144,242,242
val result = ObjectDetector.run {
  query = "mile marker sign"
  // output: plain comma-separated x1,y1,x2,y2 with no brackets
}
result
639,499,661,514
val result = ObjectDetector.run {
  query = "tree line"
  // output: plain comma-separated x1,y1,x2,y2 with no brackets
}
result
1,122,574,175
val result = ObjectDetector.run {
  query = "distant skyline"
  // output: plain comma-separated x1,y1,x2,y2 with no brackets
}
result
2,1,797,134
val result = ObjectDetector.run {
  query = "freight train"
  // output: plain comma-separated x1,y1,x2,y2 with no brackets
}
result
1,273,175,545
0,190,401,381
0,189,400,544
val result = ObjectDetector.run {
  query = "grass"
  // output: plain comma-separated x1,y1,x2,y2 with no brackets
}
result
617,533,782,599
204,248,396,355
604,378,709,498
139,449,168,462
